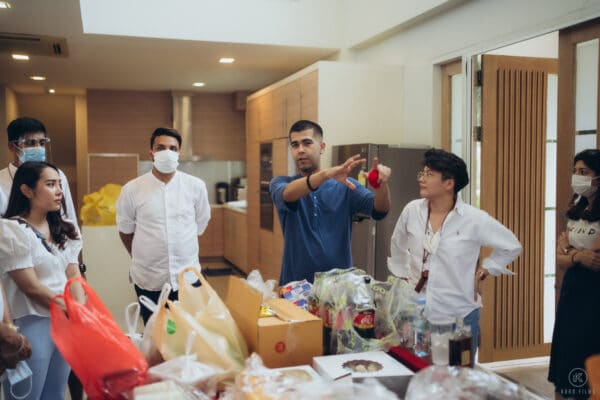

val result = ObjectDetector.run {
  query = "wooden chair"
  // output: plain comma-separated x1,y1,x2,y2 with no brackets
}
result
585,353,600,400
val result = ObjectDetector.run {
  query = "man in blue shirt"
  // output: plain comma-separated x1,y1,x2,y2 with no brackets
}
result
270,120,391,285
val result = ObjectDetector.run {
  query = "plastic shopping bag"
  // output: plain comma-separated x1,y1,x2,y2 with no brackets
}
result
50,277,148,400
153,267,248,380
80,184,121,226
138,283,171,366
177,267,248,363
148,332,223,394
124,302,143,350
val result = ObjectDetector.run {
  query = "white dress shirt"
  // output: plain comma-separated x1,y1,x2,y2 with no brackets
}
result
0,190,6,217
0,219,81,319
116,171,211,291
388,197,522,320
0,163,79,228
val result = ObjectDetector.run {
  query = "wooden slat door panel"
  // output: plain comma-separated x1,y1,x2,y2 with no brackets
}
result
479,54,557,362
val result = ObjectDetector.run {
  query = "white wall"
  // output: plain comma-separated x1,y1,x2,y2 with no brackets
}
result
318,61,403,168
335,0,600,146
342,0,456,47
486,31,558,58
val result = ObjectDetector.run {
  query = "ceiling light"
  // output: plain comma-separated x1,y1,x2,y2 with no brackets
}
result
0,2,11,9
12,54,29,61
48,88,56,94
30,76,46,81
219,57,235,64
192,82,205,87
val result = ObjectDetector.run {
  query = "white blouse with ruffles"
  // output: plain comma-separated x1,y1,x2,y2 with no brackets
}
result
0,219,81,319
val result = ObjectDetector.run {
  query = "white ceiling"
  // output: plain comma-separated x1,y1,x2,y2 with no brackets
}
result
0,0,460,95
0,0,338,94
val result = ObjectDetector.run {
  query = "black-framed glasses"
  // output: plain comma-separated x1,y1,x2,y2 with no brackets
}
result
11,138,51,147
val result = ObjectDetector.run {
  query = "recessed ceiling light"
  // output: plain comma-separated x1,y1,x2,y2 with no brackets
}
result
192,82,205,87
48,88,56,94
12,54,29,61
30,76,46,81
219,57,235,64
0,2,11,9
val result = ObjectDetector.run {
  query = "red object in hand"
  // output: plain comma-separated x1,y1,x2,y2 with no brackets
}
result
368,168,380,188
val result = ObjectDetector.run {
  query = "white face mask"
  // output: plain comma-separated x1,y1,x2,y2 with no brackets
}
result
153,150,179,174
571,174,599,198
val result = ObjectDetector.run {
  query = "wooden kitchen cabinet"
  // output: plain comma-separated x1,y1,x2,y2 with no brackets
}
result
300,70,318,122
224,208,248,272
199,206,224,257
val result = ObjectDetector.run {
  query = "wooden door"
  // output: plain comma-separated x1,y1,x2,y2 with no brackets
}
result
479,54,558,362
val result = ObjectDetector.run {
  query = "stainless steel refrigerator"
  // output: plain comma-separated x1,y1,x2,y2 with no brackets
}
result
332,144,429,281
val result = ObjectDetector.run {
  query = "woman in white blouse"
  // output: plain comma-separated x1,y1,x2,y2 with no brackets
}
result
549,149,600,400
0,161,83,400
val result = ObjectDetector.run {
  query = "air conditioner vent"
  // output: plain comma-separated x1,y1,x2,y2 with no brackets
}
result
0,32,68,57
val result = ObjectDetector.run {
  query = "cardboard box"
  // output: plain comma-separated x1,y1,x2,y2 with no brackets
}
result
225,276,323,368
312,351,414,380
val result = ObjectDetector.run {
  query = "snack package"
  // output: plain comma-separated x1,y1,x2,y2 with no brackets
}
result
279,279,312,311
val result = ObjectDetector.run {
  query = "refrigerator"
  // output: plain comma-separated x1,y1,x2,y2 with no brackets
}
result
332,144,428,281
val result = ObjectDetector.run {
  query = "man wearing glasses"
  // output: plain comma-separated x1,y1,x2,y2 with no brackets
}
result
0,117,78,226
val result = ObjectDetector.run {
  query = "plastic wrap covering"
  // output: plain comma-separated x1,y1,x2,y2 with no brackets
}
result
405,365,539,400
222,353,398,400
133,380,212,400
148,332,222,396
245,270,278,301
310,268,412,355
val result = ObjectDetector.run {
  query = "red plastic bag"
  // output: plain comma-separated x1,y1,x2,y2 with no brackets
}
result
50,277,148,399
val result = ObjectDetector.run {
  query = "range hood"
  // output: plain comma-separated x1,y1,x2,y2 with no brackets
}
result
172,91,198,161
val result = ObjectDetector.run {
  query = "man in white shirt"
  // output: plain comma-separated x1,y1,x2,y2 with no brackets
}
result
0,117,78,225
0,190,6,216
388,148,521,359
117,127,211,324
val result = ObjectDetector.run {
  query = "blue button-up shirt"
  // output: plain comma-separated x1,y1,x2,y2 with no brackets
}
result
270,175,387,285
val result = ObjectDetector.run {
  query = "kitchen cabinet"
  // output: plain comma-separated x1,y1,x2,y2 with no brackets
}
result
246,61,403,283
199,206,224,257
224,207,248,272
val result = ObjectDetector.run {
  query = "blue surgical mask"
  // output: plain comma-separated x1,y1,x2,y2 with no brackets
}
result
18,147,46,163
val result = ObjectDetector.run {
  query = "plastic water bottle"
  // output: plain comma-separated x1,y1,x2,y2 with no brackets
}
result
413,297,430,357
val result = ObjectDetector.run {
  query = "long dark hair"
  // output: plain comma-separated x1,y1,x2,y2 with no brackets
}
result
566,149,600,222
4,161,78,249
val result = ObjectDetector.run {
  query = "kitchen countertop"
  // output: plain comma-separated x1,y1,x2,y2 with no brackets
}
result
210,203,247,214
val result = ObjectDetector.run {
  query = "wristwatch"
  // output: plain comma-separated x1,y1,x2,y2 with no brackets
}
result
78,263,87,274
